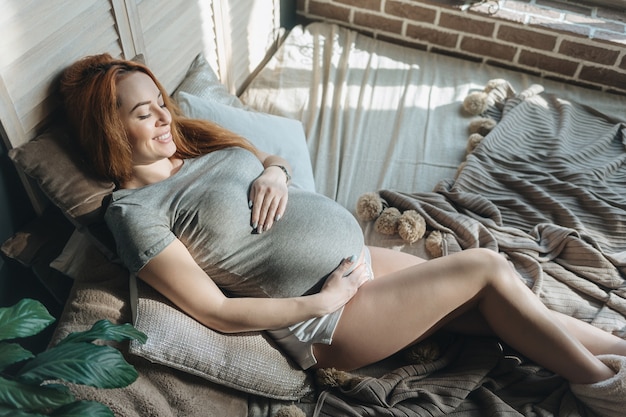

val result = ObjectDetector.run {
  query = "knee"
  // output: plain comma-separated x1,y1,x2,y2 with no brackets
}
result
466,248,516,287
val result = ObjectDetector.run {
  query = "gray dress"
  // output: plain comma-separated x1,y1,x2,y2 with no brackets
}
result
105,147,365,368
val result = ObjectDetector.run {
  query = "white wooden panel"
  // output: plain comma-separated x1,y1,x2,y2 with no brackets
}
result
232,0,281,92
198,0,219,73
0,0,122,149
133,0,281,94
111,0,145,59
0,0,123,213
137,0,205,93
215,0,281,94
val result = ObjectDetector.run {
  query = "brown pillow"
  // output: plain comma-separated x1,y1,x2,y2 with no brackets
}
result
8,126,114,227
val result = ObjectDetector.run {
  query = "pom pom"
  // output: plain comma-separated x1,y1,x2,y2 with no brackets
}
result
402,338,442,364
425,230,443,258
275,404,307,417
468,117,496,136
374,207,401,235
466,133,484,154
484,78,511,93
403,333,456,365
355,192,384,221
315,368,366,390
484,79,516,106
397,210,426,244
462,91,489,115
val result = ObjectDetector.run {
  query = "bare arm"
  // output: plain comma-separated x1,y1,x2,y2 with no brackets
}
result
138,238,369,333
258,151,292,180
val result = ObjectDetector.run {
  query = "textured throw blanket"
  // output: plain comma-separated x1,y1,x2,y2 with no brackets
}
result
314,85,626,416
316,336,581,417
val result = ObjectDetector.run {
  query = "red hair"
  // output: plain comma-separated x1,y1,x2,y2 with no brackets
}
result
59,53,257,184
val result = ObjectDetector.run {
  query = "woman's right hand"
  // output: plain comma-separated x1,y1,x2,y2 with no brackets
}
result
317,255,372,314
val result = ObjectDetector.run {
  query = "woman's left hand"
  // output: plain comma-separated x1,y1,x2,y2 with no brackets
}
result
249,166,288,233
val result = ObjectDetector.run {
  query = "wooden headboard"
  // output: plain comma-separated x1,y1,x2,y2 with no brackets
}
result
0,0,281,212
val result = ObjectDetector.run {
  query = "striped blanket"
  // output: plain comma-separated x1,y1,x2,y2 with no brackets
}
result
315,86,626,416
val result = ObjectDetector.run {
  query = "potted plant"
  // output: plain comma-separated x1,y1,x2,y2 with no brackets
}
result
0,298,146,416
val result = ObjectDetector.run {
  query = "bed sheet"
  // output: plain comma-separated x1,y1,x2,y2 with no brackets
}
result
241,22,626,218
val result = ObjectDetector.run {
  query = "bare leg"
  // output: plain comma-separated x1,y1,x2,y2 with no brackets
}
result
444,298,626,356
551,310,626,356
443,304,626,356
373,247,626,358
313,247,616,384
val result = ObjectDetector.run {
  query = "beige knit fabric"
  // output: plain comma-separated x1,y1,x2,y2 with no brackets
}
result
129,277,314,400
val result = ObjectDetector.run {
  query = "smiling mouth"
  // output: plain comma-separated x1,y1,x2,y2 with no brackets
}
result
154,132,171,142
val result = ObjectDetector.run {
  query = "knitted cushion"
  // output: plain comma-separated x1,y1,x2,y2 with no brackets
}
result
128,277,314,400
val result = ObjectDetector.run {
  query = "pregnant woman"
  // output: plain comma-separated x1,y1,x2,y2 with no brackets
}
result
59,53,626,417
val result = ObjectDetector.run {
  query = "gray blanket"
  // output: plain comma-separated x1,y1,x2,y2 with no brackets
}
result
316,337,582,417
315,85,626,416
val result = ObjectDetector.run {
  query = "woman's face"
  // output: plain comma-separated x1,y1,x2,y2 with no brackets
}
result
116,71,176,165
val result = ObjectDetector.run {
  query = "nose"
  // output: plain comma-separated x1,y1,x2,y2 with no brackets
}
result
156,105,171,125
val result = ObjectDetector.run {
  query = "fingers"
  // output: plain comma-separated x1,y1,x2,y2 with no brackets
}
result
337,255,373,286
337,254,358,274
319,255,373,312
249,184,288,233
345,263,373,287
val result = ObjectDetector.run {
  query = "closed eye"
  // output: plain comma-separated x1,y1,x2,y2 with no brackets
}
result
137,102,166,120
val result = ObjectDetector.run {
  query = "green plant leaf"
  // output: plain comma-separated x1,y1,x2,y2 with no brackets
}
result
17,342,138,388
0,405,47,417
57,319,147,346
0,299,55,342
0,342,34,371
0,376,73,411
50,400,114,417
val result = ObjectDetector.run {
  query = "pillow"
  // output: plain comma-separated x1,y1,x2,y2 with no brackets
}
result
127,275,314,400
8,127,115,227
173,54,245,108
176,91,316,192
8,127,120,259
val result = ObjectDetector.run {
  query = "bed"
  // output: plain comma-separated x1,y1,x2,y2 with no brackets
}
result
3,4,626,417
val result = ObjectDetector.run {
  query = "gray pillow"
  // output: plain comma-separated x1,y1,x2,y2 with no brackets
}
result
173,54,245,108
176,91,316,192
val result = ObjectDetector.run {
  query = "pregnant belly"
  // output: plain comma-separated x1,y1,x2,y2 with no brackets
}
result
197,188,365,298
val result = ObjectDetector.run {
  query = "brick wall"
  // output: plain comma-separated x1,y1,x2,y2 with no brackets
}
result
296,0,626,95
